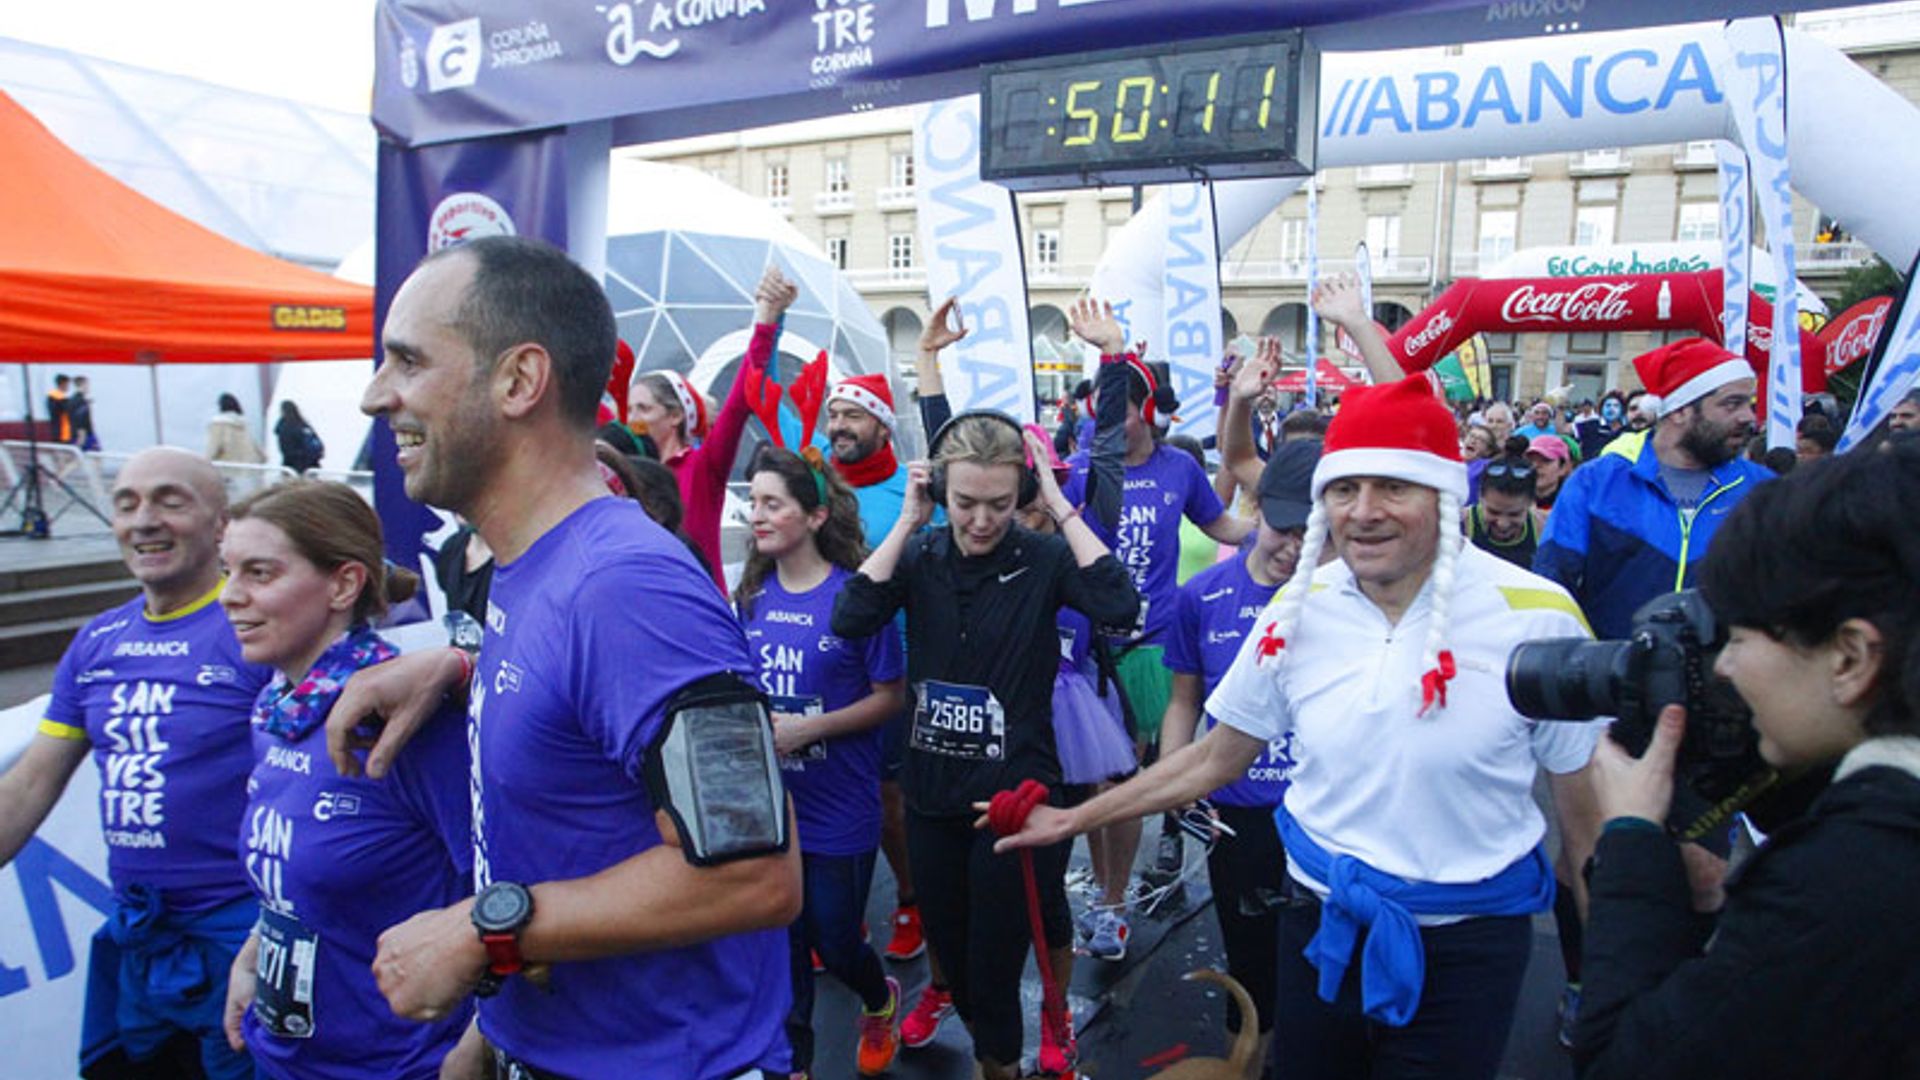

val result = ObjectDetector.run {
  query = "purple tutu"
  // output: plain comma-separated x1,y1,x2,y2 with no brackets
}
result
1052,665,1137,784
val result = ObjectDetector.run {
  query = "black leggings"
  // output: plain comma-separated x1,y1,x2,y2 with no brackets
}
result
1205,802,1286,1033
906,810,1072,1066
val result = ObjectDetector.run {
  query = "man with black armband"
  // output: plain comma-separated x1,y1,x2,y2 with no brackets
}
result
328,236,801,1079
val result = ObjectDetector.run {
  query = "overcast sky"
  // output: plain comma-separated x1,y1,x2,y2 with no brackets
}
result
0,0,377,113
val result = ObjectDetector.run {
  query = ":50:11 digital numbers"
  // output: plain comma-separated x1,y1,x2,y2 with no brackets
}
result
1042,63,1277,147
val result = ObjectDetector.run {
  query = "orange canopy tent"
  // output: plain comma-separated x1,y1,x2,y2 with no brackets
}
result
0,90,374,364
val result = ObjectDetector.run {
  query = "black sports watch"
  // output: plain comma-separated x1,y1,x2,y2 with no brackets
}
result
471,881,534,998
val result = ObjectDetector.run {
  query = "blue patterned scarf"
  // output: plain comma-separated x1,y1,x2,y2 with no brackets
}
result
252,625,398,742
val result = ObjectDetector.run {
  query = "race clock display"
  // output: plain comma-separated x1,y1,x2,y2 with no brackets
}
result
981,32,1316,191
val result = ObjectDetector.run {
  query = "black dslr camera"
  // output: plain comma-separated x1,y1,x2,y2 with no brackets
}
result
1506,590,1776,839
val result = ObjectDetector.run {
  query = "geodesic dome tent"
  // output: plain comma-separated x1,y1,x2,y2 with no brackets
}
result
604,157,889,401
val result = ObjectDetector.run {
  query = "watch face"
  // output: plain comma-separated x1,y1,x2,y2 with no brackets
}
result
474,882,531,932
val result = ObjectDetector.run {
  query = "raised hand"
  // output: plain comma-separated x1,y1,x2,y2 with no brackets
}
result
1311,273,1370,329
920,295,969,355
1068,297,1126,355
754,266,800,325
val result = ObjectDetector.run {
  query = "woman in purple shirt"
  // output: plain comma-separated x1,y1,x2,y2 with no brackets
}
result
217,481,477,1080
736,447,907,1079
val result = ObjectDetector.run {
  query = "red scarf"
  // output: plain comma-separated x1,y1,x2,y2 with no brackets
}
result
834,441,898,488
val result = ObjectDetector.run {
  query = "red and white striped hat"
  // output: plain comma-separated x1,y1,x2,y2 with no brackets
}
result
827,373,897,433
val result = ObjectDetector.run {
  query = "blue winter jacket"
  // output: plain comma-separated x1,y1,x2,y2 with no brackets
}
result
1533,432,1772,639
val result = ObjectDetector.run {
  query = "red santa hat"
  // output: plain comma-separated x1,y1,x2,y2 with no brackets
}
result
827,373,897,433
1632,338,1751,418
665,372,711,440
1257,376,1467,715
1311,375,1468,502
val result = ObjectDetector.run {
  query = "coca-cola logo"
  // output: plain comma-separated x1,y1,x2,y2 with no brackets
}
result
1499,281,1636,325
1825,305,1890,373
1748,323,1773,352
1402,311,1455,357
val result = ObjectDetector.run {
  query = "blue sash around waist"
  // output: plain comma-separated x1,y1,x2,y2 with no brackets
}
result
1274,804,1554,1027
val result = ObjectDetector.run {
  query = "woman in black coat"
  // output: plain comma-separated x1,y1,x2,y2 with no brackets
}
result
1576,439,1920,1079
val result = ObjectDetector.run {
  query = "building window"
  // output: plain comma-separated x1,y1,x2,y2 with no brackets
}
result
1677,202,1719,243
1484,331,1518,354
1568,331,1610,355
1365,214,1402,261
1279,218,1307,262
1478,210,1517,264
1033,229,1060,271
1575,205,1616,248
827,237,848,270
891,152,914,189
766,164,789,200
825,159,850,193
889,233,915,274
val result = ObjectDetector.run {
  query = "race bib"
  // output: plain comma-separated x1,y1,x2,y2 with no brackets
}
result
911,681,1006,761
254,908,319,1039
770,694,827,768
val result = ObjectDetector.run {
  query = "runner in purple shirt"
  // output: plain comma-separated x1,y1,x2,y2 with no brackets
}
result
737,447,907,1078
338,238,800,1080
1159,439,1318,1054
0,447,269,1080
215,481,475,1080
1059,299,1254,944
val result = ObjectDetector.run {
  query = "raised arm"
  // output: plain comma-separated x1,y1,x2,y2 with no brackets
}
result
1220,337,1281,497
694,267,799,489
1313,273,1402,385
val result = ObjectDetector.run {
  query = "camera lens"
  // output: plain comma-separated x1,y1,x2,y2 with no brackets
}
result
1506,638,1635,720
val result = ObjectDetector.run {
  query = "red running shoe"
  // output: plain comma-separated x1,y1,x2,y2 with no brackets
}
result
899,985,954,1049
884,904,925,961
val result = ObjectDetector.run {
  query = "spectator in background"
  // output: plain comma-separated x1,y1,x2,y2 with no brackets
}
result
274,401,325,474
1463,423,1499,507
1483,401,1517,447
206,394,265,465
1763,446,1799,476
629,266,797,590
1527,435,1573,513
1515,400,1558,441
1581,392,1627,461
70,375,98,450
1796,414,1838,462
45,373,73,443
1466,455,1545,569
1889,388,1920,434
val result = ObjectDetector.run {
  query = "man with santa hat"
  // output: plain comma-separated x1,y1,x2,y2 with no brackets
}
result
1534,338,1773,640
987,375,1605,1079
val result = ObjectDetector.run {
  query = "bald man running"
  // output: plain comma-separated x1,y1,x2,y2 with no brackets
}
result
0,447,272,1079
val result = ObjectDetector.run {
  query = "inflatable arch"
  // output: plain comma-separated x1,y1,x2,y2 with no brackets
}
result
1091,21,1920,379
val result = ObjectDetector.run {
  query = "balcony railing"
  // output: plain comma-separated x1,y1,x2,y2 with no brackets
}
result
845,267,927,290
1799,240,1875,271
814,190,855,214
1222,255,1431,282
1569,148,1630,175
1356,163,1415,187
877,185,916,209
766,194,791,213
1673,140,1719,171
1472,157,1531,181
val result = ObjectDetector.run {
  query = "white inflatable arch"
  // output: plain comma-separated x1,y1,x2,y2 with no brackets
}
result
1092,23,1920,346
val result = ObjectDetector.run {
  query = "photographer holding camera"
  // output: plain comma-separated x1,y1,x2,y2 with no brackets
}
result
1573,441,1920,1078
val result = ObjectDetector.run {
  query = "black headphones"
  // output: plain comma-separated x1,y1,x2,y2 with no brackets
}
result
927,410,1040,508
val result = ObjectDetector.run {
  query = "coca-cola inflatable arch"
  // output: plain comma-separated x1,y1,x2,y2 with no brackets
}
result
1384,271,1827,394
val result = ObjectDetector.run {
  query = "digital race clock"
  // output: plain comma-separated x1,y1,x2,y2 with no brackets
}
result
981,32,1317,192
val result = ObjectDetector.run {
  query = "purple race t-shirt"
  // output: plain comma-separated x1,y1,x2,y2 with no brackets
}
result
1065,444,1224,645
239,687,472,1080
1165,556,1296,808
43,589,271,912
741,566,904,857
471,498,789,1078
